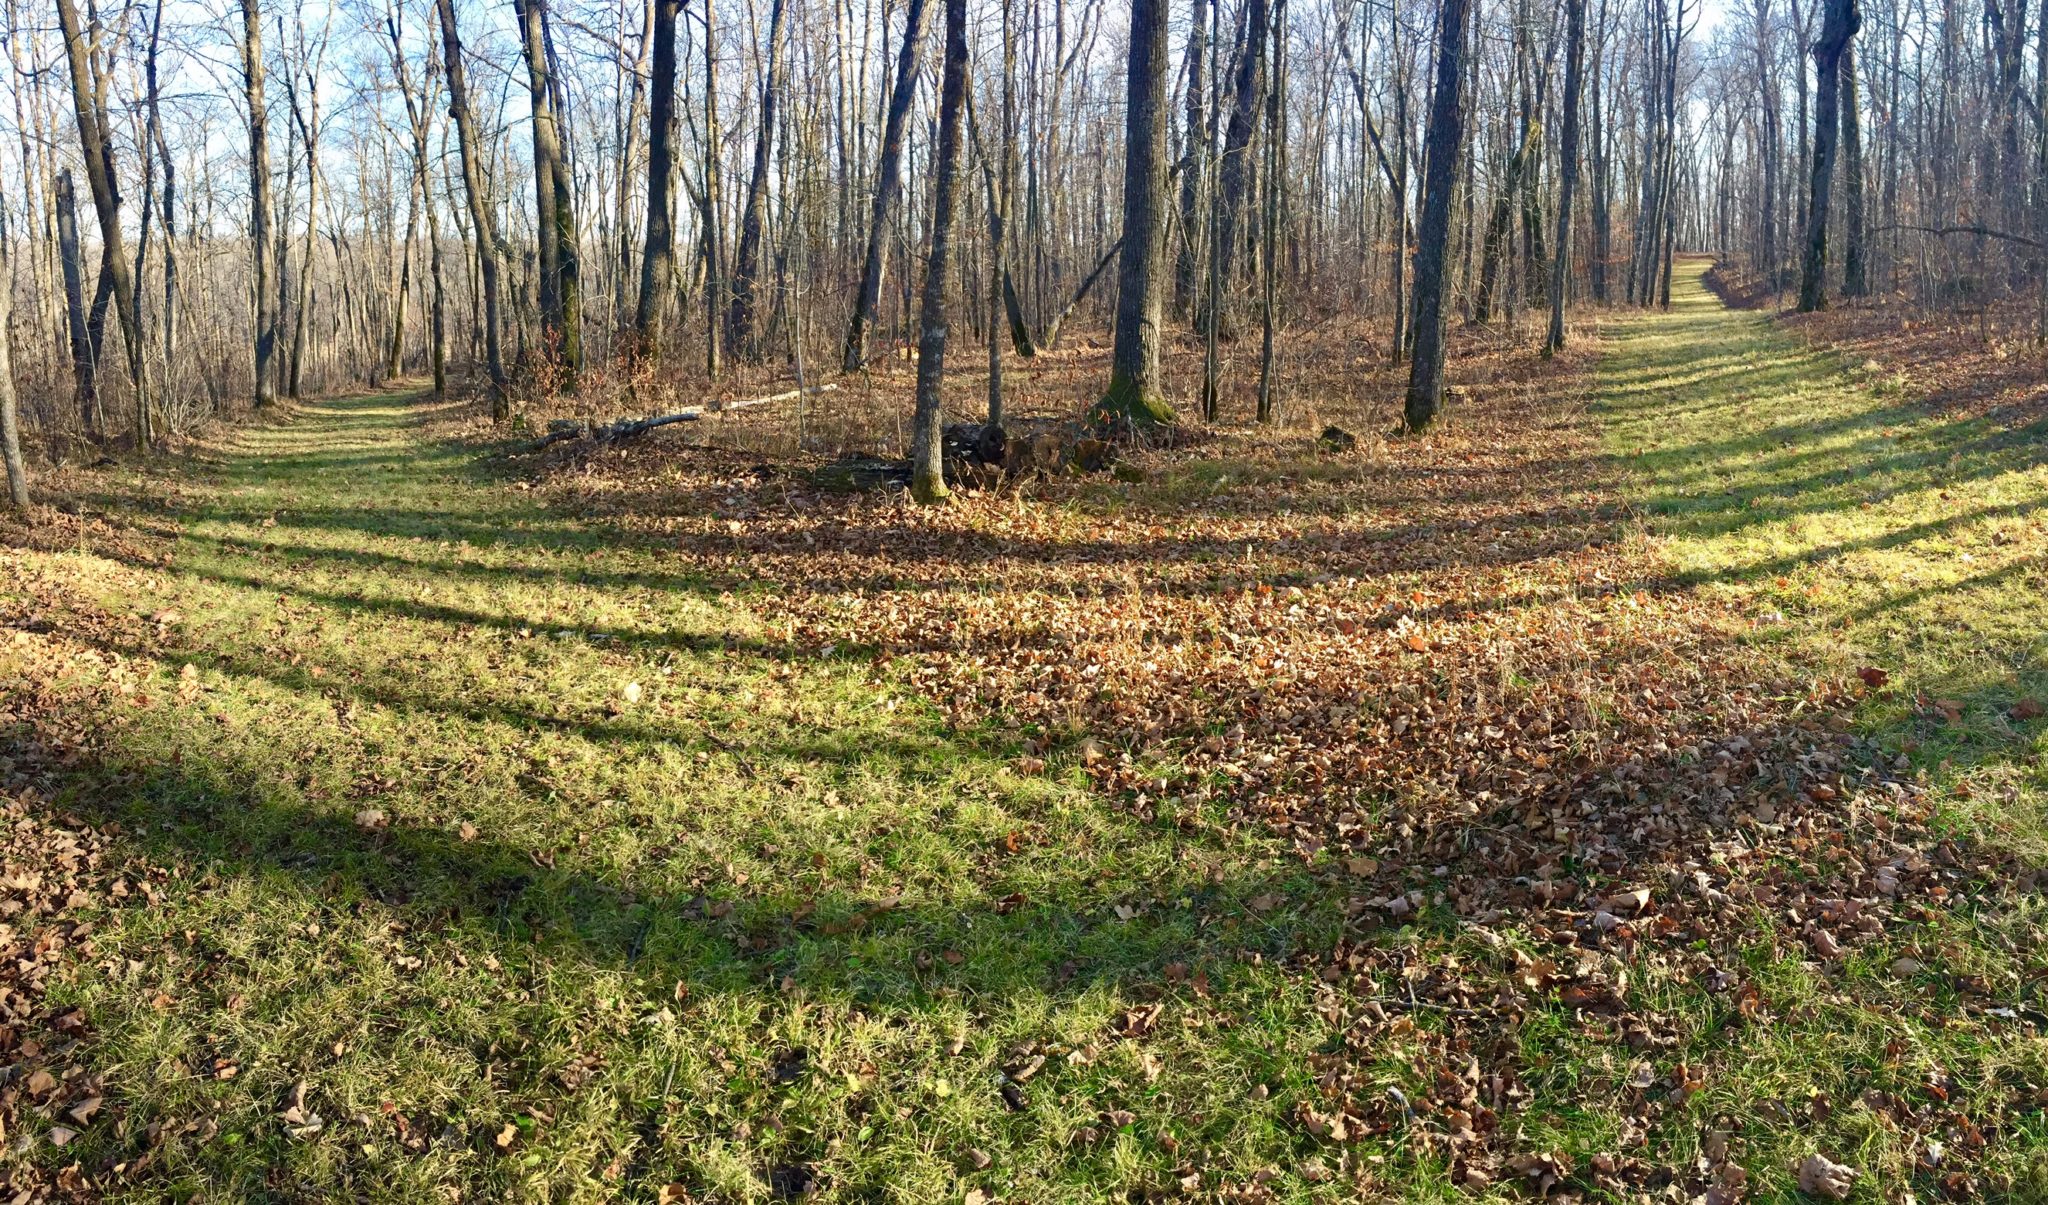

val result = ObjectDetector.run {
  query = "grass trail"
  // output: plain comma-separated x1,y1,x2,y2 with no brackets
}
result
1604,266,2048,843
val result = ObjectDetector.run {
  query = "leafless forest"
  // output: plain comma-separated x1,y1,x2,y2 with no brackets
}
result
2,0,2035,499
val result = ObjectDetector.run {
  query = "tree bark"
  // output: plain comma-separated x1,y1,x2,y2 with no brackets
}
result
1405,0,1471,432
725,0,786,362
385,0,446,395
909,0,967,504
239,0,276,409
1840,42,1868,297
1207,0,1270,339
54,0,148,446
1095,0,1176,427
634,0,683,355
702,0,724,379
54,170,102,440
0,195,26,509
1547,0,1586,354
1174,0,1209,318
1255,0,1285,423
516,0,582,386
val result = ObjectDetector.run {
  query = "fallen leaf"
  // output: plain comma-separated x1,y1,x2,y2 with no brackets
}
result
1798,1153,1856,1199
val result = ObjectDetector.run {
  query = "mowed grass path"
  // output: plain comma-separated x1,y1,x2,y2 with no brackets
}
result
3,265,2047,1202
1604,265,2048,839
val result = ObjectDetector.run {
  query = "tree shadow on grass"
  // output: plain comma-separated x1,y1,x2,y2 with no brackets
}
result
10,607,2047,1201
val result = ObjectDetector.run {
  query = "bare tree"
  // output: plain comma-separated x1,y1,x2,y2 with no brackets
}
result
1839,40,1868,297
909,0,967,503
843,0,930,372
384,0,447,393
0,183,25,509
634,0,684,355
54,0,148,445
1798,0,1859,310
725,0,787,360
1094,0,1175,426
1546,0,1586,353
516,0,582,384
1406,0,1472,431
436,0,509,412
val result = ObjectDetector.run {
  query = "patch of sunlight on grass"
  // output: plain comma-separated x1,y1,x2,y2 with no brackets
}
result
1599,269,2048,853
1566,263,2048,1198
8,390,1350,1203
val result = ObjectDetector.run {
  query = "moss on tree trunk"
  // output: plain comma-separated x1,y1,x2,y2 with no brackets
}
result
1092,371,1178,428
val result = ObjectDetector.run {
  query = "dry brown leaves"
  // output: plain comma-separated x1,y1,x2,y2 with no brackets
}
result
1783,292,2048,425
0,632,150,1200
540,328,2044,1190
549,336,1777,863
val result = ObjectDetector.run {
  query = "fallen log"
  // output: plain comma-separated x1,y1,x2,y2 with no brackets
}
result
515,382,840,452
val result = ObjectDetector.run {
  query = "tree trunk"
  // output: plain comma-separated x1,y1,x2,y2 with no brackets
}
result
286,39,325,402
387,164,417,380
1405,0,1471,432
239,0,276,410
702,0,724,379
844,0,929,372
1757,0,1781,289
1547,0,1585,354
1095,0,1176,427
436,0,509,412
1207,0,1270,338
1255,0,1285,423
54,0,148,447
54,170,102,440
1840,42,1868,297
909,0,967,504
1588,0,1610,301
1174,0,1208,318
725,0,787,362
0,202,26,509
385,0,446,395
635,0,683,355
516,0,582,387
1799,0,1860,311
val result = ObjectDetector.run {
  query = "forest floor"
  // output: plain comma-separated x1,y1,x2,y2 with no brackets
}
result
3,262,2047,1203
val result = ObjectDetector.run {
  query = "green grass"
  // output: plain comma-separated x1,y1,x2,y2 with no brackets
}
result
7,395,1360,1202
5,265,2048,1201
1604,269,2048,846
1594,265,2048,1197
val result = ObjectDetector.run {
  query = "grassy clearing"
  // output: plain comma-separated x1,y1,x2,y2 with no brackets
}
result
1,266,2045,1202
3,395,1348,1202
